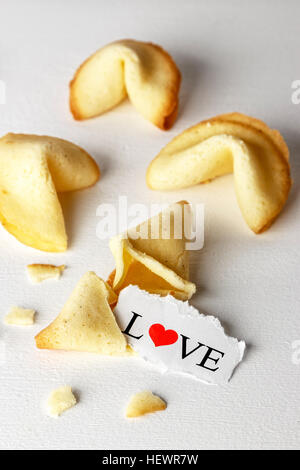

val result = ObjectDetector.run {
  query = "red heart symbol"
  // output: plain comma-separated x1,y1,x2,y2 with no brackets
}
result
149,323,178,347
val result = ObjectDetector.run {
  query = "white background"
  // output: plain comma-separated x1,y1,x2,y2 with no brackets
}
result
0,0,299,450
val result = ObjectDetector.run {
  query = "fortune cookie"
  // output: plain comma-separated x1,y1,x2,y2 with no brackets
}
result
147,113,291,233
70,39,181,130
108,201,196,300
0,133,100,251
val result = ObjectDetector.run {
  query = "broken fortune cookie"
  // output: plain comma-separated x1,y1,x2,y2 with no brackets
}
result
35,271,130,355
108,201,196,300
0,133,100,251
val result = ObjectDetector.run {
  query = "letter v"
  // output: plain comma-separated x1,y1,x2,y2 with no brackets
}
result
181,334,205,359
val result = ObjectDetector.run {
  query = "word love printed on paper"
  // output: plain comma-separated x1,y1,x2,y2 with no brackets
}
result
114,286,246,384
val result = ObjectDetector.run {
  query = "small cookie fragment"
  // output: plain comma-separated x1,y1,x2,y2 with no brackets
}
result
126,391,167,418
47,385,77,417
4,306,36,325
27,264,65,283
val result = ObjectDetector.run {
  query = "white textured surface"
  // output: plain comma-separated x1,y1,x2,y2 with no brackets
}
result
0,0,299,450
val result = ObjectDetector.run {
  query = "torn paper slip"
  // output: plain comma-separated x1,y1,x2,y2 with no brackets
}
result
114,286,246,385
